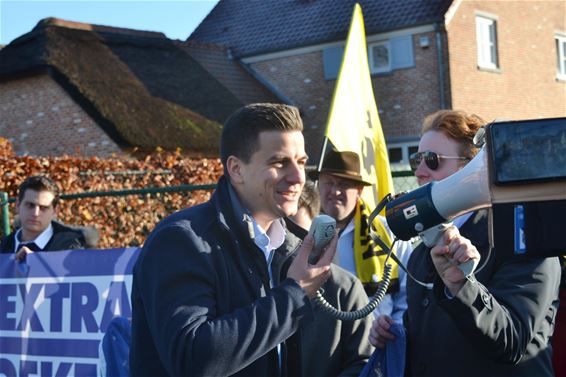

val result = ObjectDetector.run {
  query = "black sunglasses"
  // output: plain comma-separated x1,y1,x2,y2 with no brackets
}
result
409,151,470,171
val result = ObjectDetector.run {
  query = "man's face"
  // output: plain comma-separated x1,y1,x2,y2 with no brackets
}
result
318,174,363,224
229,130,307,230
17,189,56,238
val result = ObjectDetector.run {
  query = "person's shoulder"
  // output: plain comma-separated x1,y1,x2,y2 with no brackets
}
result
136,202,218,271
52,221,84,234
329,263,360,287
155,201,214,233
325,264,368,303
49,221,94,249
143,201,218,252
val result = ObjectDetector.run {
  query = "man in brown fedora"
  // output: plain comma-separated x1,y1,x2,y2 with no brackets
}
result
312,150,412,323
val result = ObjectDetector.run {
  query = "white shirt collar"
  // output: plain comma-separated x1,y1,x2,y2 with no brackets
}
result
226,180,286,261
340,217,355,236
14,222,54,252
252,219,286,261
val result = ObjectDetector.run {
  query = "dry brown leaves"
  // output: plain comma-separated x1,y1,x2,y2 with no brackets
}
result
0,144,223,248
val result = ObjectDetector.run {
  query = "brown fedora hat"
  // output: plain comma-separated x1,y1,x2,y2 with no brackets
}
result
310,150,372,186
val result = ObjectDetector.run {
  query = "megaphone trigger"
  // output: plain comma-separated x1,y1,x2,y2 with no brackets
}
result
418,223,453,248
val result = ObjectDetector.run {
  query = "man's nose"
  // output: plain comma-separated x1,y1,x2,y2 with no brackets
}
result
287,162,305,184
328,182,344,194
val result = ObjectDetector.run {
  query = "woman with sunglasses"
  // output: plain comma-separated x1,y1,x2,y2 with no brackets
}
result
370,110,560,377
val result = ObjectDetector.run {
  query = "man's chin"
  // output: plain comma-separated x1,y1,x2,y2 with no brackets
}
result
24,225,43,232
322,207,342,220
279,203,298,218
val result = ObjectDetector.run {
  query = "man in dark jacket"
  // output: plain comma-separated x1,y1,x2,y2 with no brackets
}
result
0,175,88,259
130,103,372,376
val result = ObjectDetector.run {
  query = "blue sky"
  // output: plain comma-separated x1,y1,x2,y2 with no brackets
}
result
0,0,219,45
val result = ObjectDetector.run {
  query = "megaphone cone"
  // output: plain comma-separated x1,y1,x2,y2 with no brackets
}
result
432,147,491,220
385,147,491,241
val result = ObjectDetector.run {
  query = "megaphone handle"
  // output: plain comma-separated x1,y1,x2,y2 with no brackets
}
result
419,223,477,278
457,258,478,278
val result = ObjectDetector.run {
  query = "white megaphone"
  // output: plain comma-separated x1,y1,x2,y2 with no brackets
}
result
385,147,490,241
384,147,490,276
384,116,566,270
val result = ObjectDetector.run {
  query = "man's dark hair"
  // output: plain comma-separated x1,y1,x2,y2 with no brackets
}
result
18,175,60,208
220,103,304,167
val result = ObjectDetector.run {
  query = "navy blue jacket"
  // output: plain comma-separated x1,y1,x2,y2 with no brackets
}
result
130,177,316,376
0,220,87,253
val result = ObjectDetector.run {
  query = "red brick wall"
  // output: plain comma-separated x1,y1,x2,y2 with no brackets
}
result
371,31,448,138
249,30,445,160
251,52,335,159
0,73,123,156
446,1,566,121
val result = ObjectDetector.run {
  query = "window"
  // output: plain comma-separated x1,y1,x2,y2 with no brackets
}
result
556,34,566,80
368,41,391,73
475,15,498,69
323,35,414,80
387,141,419,167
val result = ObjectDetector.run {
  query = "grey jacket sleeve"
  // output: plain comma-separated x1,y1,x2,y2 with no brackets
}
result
434,256,560,364
135,224,313,376
336,275,375,377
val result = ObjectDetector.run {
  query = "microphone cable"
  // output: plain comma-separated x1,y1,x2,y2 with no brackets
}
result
313,240,395,321
312,194,395,321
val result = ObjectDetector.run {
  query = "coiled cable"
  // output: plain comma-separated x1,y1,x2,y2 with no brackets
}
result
312,194,395,321
313,256,393,321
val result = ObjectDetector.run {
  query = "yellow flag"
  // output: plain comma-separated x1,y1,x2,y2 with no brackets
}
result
324,3,394,210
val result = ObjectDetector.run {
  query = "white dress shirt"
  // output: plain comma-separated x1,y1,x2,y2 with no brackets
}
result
13,223,54,253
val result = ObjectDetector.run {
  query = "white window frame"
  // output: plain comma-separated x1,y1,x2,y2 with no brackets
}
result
475,15,498,69
387,141,420,168
556,34,566,80
368,40,391,73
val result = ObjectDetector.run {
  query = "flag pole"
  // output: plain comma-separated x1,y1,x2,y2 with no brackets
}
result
317,137,330,172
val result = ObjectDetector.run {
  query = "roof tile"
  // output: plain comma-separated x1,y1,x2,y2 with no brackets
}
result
190,0,453,57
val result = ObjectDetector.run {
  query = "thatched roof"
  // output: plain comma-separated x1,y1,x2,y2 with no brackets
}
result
183,40,281,105
0,18,246,155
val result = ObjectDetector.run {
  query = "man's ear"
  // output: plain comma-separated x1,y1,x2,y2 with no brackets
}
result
226,156,245,184
356,186,364,199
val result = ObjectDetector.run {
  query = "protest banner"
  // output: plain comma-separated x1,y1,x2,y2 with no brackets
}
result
0,248,139,376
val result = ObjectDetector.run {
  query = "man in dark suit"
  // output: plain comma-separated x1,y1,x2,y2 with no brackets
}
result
131,103,373,376
0,175,87,260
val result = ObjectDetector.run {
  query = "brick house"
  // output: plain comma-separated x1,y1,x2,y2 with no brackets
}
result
0,18,276,157
189,0,566,166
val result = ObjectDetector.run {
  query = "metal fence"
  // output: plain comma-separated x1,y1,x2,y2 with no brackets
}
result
0,183,216,246
0,171,417,246
391,170,419,194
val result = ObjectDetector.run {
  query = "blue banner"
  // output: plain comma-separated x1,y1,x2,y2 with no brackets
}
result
0,248,139,376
